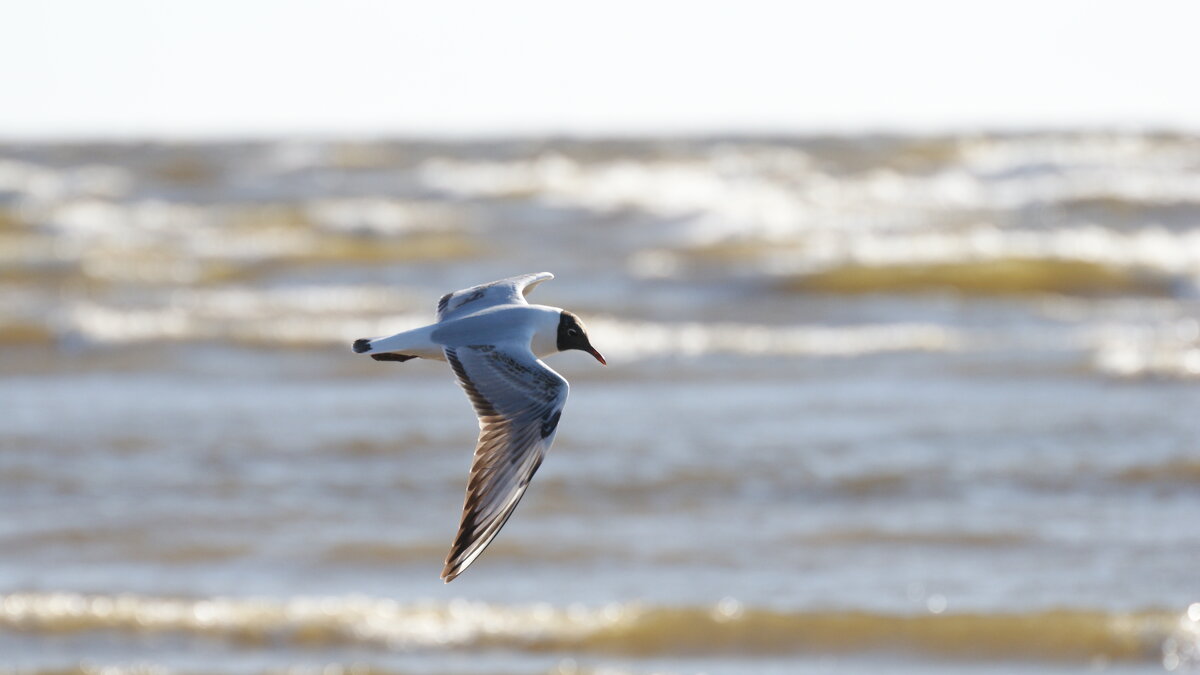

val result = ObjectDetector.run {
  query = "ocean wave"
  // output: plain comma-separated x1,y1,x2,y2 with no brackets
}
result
53,289,430,347
795,225,1200,280
785,258,1171,296
586,318,962,359
8,289,1199,382
0,288,966,357
636,224,1200,295
0,197,475,286
956,134,1198,179
0,662,664,675
0,592,1189,663
1115,460,1200,486
0,319,54,345
418,138,1200,243
786,528,1033,548
1091,319,1200,380
0,159,133,203
418,141,1200,294
0,665,571,675
37,197,464,241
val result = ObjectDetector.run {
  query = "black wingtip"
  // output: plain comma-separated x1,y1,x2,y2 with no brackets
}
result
352,338,372,354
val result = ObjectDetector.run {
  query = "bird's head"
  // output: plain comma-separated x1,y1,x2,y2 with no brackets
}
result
557,310,606,365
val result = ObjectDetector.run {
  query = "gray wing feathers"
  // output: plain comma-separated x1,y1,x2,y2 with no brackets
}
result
441,343,568,582
436,272,554,322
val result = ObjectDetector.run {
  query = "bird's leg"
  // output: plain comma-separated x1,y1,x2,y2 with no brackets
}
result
370,353,417,362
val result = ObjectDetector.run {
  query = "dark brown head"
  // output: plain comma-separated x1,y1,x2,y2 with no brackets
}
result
557,310,606,365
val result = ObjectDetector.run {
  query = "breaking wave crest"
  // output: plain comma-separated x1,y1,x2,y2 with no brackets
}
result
1,593,1193,664
587,318,961,359
418,141,1200,295
636,226,1200,296
0,287,964,359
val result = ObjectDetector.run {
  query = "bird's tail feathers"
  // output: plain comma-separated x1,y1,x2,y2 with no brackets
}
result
352,331,426,362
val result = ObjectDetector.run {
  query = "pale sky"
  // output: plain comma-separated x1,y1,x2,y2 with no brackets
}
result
2,0,1198,138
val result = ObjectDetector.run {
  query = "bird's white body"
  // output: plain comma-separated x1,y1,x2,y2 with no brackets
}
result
365,304,563,361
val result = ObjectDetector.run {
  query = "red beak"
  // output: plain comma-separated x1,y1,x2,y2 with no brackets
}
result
587,346,607,366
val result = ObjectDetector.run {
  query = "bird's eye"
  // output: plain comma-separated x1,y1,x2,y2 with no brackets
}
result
567,328,580,337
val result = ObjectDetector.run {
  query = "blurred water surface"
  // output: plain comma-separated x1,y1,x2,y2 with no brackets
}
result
1,134,1198,674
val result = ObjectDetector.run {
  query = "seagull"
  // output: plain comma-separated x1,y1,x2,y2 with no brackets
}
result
352,272,606,582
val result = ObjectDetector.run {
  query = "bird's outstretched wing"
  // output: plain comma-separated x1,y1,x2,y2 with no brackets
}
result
440,341,568,582
436,272,554,322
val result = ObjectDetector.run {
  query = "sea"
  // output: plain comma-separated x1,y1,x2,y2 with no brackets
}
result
0,133,1198,674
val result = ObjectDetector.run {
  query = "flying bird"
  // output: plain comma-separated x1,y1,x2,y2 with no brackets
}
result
352,272,605,582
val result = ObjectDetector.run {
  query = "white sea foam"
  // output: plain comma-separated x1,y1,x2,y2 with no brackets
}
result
1163,604,1200,671
305,198,463,235
418,139,1200,290
48,199,210,238
957,134,1196,176
767,224,1200,278
0,591,627,650
588,318,963,359
55,297,967,359
0,591,1178,663
628,224,1200,296
1091,318,1200,380
0,160,133,203
419,139,1200,248
62,286,428,347
50,295,1200,380
5,195,471,285
43,197,455,239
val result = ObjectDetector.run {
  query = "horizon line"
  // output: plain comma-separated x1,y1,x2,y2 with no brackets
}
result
2,121,1195,145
